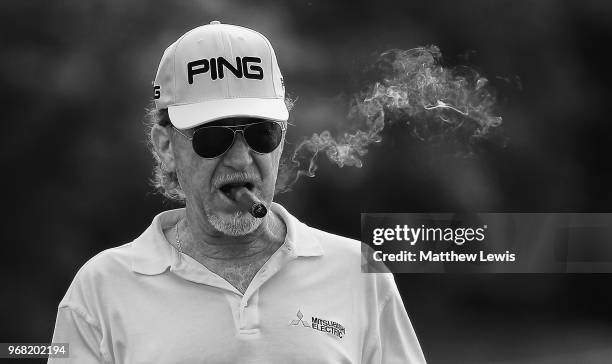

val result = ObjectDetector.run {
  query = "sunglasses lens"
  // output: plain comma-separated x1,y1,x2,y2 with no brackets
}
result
192,127,235,158
244,121,283,153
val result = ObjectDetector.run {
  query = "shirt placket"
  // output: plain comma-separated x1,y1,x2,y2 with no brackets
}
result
236,243,297,335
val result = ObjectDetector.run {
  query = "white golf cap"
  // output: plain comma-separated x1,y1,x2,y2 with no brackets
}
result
153,21,288,129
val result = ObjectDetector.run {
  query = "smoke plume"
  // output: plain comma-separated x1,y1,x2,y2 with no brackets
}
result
276,45,505,194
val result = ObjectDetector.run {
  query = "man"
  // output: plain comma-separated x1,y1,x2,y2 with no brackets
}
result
50,21,426,363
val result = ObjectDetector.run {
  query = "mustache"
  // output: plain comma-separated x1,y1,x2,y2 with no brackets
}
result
212,171,261,189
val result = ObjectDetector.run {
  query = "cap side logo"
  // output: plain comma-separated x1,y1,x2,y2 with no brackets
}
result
153,85,161,99
187,56,263,84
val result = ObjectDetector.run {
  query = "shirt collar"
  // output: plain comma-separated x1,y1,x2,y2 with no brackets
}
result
130,203,323,276
130,208,181,275
271,203,324,257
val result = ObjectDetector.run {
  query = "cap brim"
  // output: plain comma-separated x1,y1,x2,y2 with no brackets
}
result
168,98,289,130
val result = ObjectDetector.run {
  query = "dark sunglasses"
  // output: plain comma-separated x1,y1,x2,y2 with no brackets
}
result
173,120,286,159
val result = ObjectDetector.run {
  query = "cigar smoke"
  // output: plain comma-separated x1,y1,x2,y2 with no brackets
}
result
276,46,506,194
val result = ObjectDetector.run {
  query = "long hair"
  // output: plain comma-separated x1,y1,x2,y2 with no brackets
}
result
144,106,186,202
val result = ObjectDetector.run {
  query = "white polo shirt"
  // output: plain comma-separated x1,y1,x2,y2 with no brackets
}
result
50,203,426,363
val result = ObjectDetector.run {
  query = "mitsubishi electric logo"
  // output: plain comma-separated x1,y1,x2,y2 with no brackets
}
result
289,310,310,327
289,310,345,339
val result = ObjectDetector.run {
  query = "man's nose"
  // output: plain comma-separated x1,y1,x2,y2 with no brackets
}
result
222,132,253,169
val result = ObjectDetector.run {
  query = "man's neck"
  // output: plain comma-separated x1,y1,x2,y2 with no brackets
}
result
168,207,287,264
163,208,287,294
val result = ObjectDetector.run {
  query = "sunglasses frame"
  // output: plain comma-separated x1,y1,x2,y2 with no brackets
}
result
172,120,287,159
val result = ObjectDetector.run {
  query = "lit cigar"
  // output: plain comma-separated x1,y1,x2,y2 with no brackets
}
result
231,187,268,218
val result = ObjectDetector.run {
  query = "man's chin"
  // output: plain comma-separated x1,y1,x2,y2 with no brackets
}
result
207,211,261,237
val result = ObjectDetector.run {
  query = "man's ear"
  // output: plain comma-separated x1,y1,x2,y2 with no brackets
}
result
151,124,176,171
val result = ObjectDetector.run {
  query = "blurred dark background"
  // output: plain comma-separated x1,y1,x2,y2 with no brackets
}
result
2,0,612,363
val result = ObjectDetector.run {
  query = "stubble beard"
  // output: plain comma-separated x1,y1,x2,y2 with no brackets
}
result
206,208,262,236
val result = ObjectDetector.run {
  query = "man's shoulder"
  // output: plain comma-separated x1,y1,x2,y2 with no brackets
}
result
274,203,362,258
297,221,400,297
68,209,178,284
75,242,137,278
59,242,139,306
302,223,362,255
